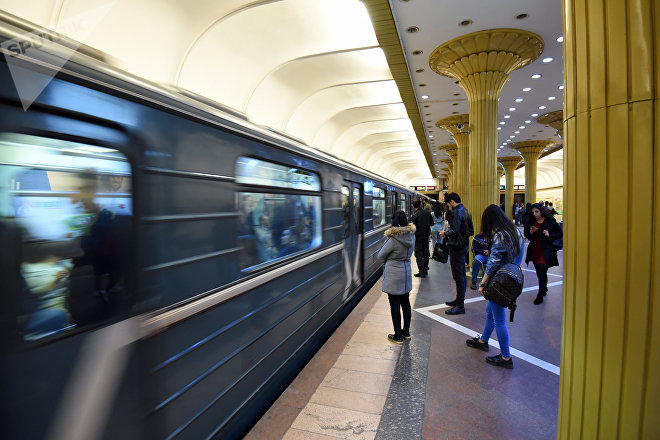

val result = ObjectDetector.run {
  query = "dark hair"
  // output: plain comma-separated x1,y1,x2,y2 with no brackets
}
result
413,199,421,209
392,210,408,227
446,192,461,204
531,203,553,218
481,204,520,256
432,201,443,217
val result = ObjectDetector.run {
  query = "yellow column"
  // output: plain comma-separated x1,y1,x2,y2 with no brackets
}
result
439,143,458,194
499,156,523,220
511,140,554,204
496,163,505,205
430,29,543,234
436,115,470,204
440,158,454,192
538,110,564,138
559,1,659,439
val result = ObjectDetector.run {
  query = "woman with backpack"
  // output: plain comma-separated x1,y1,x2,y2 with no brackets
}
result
377,210,416,344
524,203,563,304
465,204,523,369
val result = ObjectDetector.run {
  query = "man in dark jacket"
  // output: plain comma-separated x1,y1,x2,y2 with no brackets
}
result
411,198,433,277
439,193,473,314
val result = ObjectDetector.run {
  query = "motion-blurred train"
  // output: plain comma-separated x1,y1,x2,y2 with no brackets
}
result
0,12,423,440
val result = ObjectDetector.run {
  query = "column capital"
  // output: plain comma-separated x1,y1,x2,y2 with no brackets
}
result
497,163,505,177
440,158,454,167
438,143,458,160
436,114,470,137
498,155,523,170
511,140,555,161
429,29,544,79
537,110,564,137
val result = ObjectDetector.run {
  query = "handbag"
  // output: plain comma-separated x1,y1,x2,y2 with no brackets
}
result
483,262,524,322
432,241,448,263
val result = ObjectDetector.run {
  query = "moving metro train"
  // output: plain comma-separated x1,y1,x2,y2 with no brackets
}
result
0,12,424,439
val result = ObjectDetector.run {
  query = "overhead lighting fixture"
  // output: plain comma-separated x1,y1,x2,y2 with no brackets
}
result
433,153,437,155
557,36,564,42
429,135,434,138
499,122,506,125
514,131,520,134
497,127,502,130
548,96,556,100
459,19,473,26
522,87,532,92
543,57,553,63
504,115,511,119
531,113,539,117
510,135,516,138
515,98,523,102
531,74,542,79
422,95,429,99
525,120,531,123
407,26,420,33
539,105,547,109
509,107,516,111
559,85,565,90
519,126,525,129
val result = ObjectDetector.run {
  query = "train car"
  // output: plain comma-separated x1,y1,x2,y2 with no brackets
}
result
0,12,418,440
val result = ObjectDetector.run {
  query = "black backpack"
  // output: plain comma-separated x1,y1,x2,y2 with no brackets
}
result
483,263,524,321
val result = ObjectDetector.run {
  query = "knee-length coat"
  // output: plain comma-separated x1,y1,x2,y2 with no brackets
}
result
377,223,416,295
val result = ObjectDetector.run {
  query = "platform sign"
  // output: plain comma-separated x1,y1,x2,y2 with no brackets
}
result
426,186,436,191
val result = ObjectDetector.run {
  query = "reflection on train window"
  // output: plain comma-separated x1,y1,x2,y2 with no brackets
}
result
237,192,321,270
352,187,360,233
0,133,132,344
372,187,385,227
235,157,321,191
342,186,350,239
400,193,407,213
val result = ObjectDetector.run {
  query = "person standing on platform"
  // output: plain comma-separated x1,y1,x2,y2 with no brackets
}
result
411,199,433,278
430,201,444,253
440,192,473,315
525,203,563,304
466,204,523,369
377,210,415,344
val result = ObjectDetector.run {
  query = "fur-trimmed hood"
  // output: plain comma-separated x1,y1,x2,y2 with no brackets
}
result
384,223,416,249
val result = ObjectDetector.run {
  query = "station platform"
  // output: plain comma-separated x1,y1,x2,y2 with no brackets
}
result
245,233,563,440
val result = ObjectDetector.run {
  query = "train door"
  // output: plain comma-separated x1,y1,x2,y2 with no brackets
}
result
341,182,363,299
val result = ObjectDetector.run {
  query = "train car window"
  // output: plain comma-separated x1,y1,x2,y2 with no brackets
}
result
352,187,360,234
385,189,393,223
400,193,407,213
0,133,133,344
235,157,321,191
372,187,385,227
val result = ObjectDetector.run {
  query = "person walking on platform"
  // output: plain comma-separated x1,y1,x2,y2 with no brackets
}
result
411,198,433,277
525,203,563,304
377,210,415,344
439,192,473,315
466,204,523,369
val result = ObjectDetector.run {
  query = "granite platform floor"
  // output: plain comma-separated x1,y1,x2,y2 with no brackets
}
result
245,236,563,440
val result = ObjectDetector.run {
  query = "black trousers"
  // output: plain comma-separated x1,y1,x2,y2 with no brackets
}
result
534,263,549,295
449,245,468,307
388,293,411,337
414,236,430,274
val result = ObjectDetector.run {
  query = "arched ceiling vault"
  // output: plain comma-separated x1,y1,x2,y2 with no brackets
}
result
0,0,565,188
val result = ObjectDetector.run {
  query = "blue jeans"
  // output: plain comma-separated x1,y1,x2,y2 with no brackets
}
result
471,254,488,287
481,301,510,358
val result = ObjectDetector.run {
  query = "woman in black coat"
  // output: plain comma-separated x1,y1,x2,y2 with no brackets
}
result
524,203,563,304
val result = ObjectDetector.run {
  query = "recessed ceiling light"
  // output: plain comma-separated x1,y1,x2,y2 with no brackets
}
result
559,85,565,90
548,96,556,100
557,36,564,43
539,105,547,109
525,120,531,123
407,26,419,33
497,127,502,130
516,13,528,19
542,57,553,63
509,107,516,111
504,115,511,119
510,135,516,138
422,95,429,99
433,153,437,155
531,113,539,117
412,50,423,55
416,68,425,73
531,74,542,79
522,87,532,92
514,131,520,134
499,122,506,125
459,19,473,26
420,83,427,87
519,126,525,129
429,135,434,138
515,98,523,103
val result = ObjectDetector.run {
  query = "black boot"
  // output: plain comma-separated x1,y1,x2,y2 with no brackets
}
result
533,293,544,305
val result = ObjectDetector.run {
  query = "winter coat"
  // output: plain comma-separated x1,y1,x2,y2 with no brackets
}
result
445,204,474,248
524,216,562,268
377,223,416,295
411,208,433,239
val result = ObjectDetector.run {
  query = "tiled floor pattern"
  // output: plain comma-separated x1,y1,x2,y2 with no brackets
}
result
247,232,563,440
